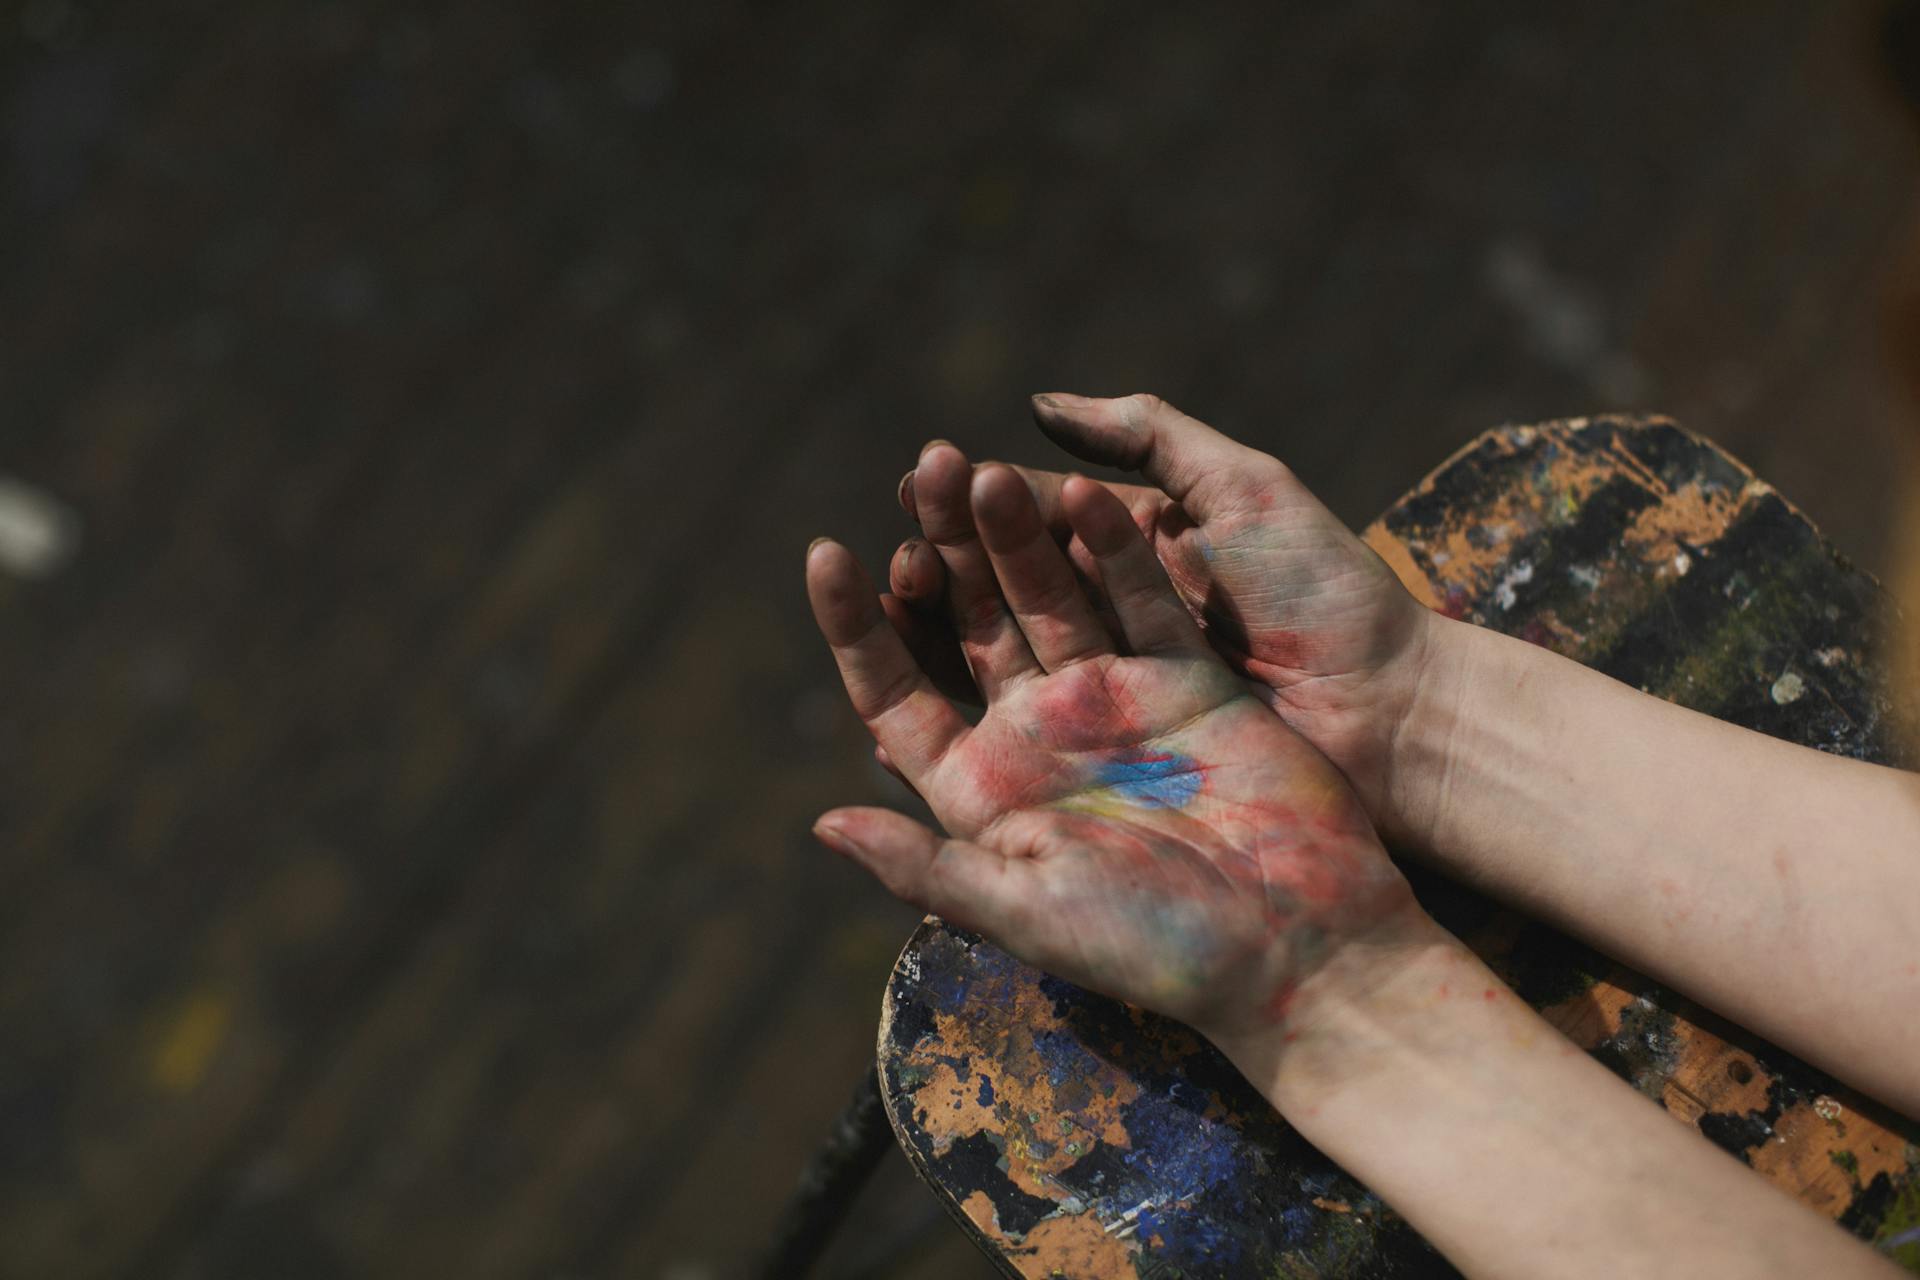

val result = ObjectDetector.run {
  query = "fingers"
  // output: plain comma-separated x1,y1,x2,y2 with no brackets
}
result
878,590,980,704
912,443,1041,695
1007,464,1164,547
900,459,1162,576
872,745,925,801
1029,392,1287,522
1060,475,1209,656
889,536,942,602
896,469,918,521
813,806,1037,939
971,464,1111,670
806,539,967,782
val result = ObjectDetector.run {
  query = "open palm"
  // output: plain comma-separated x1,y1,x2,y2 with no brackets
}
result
807,457,1412,1039
889,396,1436,834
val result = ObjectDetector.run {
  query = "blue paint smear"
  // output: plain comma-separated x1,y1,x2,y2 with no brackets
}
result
976,1073,994,1107
1032,1029,1109,1087
1106,1089,1254,1270
1119,1090,1245,1203
902,929,1402,1273
1092,751,1203,809
1279,1204,1317,1247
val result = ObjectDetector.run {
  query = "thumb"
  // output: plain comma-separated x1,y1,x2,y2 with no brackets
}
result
813,807,1038,940
1029,392,1289,522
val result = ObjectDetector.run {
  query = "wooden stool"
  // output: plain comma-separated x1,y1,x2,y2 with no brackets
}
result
777,416,1920,1279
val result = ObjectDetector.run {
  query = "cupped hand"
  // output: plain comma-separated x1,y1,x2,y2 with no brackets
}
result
888,396,1437,840
807,456,1416,1041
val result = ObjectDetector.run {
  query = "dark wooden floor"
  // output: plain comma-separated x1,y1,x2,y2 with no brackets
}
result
0,3,1914,1277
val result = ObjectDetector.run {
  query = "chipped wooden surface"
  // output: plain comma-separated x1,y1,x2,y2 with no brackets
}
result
881,417,1920,1278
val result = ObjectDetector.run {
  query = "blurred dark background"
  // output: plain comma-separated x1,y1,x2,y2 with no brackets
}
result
1,2,1916,1277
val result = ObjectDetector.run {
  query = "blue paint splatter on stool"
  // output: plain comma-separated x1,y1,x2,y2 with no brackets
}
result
1093,751,1204,808
976,1073,995,1107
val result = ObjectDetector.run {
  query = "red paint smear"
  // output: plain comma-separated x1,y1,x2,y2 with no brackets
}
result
1027,664,1148,750
1263,982,1298,1024
1482,987,1496,1001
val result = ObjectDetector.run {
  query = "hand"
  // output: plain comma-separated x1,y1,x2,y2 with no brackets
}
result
889,395,1440,843
807,458,1418,1041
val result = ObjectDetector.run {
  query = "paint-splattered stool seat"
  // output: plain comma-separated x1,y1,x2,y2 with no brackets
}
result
874,416,1920,1279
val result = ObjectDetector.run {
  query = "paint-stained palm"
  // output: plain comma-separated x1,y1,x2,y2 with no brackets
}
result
889,395,1435,835
807,459,1414,1041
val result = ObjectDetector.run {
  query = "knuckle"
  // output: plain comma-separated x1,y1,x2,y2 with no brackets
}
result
1119,392,1169,426
926,525,980,552
861,661,923,720
1253,451,1293,484
1019,568,1084,617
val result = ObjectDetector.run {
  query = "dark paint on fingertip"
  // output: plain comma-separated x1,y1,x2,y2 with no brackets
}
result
812,819,861,857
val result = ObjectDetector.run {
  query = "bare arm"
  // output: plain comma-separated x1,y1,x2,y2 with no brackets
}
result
888,393,1920,1114
1397,612,1920,1114
815,440,1899,1278
1226,911,1902,1280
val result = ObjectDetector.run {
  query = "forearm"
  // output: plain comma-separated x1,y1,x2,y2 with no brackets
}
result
1216,911,1900,1280
1393,613,1920,1113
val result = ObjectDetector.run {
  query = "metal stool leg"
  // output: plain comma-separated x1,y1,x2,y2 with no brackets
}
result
754,1064,893,1279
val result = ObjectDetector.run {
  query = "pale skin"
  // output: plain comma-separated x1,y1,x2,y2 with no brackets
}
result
888,393,1920,1118
806,440,1904,1278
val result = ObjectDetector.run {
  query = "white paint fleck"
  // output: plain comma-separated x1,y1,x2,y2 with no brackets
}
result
1105,1198,1159,1238
1813,647,1847,668
0,475,79,578
1493,559,1535,610
1770,671,1805,705
1813,1095,1843,1123
1567,563,1602,591
1430,549,1451,567
1672,551,1691,577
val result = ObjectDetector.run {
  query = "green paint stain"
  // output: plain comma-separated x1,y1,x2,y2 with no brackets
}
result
1872,1175,1920,1272
1644,547,1834,712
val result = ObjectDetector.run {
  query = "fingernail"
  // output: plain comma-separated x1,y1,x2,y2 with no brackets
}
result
919,438,955,459
807,536,832,559
812,819,863,856
898,469,918,518
902,539,934,591
1033,392,1092,410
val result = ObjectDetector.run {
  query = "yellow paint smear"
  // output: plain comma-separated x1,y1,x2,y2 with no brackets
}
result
152,990,231,1093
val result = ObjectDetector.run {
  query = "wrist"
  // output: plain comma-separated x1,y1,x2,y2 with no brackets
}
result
1375,609,1481,851
1205,900,1466,1110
